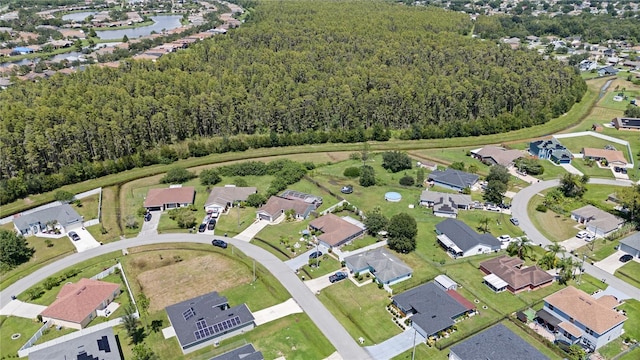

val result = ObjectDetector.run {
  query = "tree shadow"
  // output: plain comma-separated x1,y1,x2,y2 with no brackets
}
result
131,327,147,344
150,319,163,333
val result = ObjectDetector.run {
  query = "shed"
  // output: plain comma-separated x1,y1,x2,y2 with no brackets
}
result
434,274,457,291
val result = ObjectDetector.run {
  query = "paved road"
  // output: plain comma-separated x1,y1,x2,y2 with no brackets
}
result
0,234,370,360
510,178,640,300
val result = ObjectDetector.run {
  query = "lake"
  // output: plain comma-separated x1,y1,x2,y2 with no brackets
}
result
61,11,97,22
94,15,183,40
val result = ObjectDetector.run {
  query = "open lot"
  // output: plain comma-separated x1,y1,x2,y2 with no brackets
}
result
527,196,579,242
0,315,46,358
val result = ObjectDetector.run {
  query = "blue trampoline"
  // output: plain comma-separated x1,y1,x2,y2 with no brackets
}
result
385,192,402,202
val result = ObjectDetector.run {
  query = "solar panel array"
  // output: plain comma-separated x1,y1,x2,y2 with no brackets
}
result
183,307,195,321
193,316,241,340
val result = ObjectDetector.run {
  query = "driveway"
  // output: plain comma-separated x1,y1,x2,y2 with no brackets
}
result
139,210,161,235
365,328,425,360
69,227,101,252
234,219,269,242
559,236,589,252
0,299,46,319
594,250,629,274
285,244,329,271
252,298,303,325
304,270,348,293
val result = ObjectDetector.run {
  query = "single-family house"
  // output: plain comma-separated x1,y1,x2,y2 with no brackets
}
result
581,148,627,167
435,219,501,258
12,46,34,55
165,291,255,354
308,213,365,248
428,169,479,192
612,117,640,130
13,203,83,236
420,191,472,218
570,205,623,237
392,282,475,338
209,343,263,360
256,196,316,222
344,247,412,285
204,186,257,214
28,326,123,360
448,323,550,360
529,138,572,164
619,232,640,258
470,146,524,167
143,186,195,211
537,286,627,350
479,255,554,293
40,279,120,329
579,60,598,72
598,66,619,76
279,189,322,208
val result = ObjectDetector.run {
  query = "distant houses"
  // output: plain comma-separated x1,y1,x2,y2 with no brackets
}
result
611,117,640,130
428,169,479,192
581,148,627,167
529,138,572,164
470,145,524,168
256,190,321,222
435,219,501,258
204,185,257,214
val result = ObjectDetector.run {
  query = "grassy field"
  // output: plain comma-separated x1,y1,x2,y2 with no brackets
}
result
575,237,620,262
571,159,615,179
558,135,632,163
0,316,46,358
0,235,76,291
75,194,100,220
527,195,579,242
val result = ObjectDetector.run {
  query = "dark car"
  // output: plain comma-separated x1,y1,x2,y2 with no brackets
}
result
144,213,152,222
68,231,80,241
329,271,348,283
341,185,353,194
212,239,228,249
309,251,323,259
207,219,216,231
198,223,206,232
510,217,519,226
619,254,633,263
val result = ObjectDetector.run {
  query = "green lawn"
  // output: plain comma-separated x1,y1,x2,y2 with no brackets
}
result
299,254,341,279
253,220,314,259
558,135,631,163
1,236,76,291
0,316,45,358
618,299,640,340
615,261,640,289
570,159,615,179
341,234,379,252
527,196,579,242
318,281,400,344
575,238,619,262
535,160,568,180
33,326,76,345
75,194,100,220
215,206,259,237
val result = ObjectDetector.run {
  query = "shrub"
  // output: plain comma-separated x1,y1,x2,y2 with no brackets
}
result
399,175,415,186
343,166,361,178
160,167,196,184
536,204,548,212
45,239,53,247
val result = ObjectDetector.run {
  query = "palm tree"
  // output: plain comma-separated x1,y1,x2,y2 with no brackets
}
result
479,216,490,233
558,257,579,285
510,237,534,260
544,243,566,268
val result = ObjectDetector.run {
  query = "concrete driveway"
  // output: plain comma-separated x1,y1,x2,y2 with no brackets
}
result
595,250,629,274
0,299,46,319
285,245,329,271
252,298,303,326
365,328,425,360
304,270,348,293
139,210,161,235
69,227,100,252
559,236,589,252
234,219,269,242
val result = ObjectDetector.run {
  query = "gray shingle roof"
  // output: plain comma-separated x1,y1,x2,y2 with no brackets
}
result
166,291,254,350
428,169,479,190
28,326,123,360
435,219,501,252
13,203,82,231
449,323,550,360
620,232,640,251
344,247,412,283
209,343,263,360
393,282,467,337
205,186,257,208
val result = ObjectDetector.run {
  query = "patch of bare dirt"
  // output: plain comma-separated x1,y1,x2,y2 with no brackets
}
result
137,254,251,312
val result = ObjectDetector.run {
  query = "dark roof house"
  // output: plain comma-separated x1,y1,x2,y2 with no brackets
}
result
209,343,263,360
13,203,83,236
27,326,124,360
344,247,412,285
428,169,479,191
529,138,572,164
165,291,255,354
619,232,640,258
280,189,322,208
612,117,640,130
435,219,501,258
449,323,549,360
570,205,623,237
308,213,365,248
393,282,475,338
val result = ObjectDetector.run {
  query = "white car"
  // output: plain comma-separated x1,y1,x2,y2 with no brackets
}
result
576,231,588,239
498,235,511,242
585,234,596,242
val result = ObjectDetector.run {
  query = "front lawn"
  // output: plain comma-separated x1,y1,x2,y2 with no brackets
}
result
0,316,45,358
570,159,615,179
575,238,619,262
318,281,400,344
615,261,640,290
527,195,579,242
557,135,632,163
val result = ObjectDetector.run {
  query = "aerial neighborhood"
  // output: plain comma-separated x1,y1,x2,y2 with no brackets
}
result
1,1,640,360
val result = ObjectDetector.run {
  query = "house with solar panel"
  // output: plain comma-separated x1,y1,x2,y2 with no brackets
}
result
165,291,255,354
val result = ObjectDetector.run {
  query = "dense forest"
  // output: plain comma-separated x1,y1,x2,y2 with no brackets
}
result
0,0,586,205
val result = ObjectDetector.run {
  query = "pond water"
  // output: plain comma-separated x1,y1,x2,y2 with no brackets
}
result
95,15,182,40
61,11,97,22
0,51,84,68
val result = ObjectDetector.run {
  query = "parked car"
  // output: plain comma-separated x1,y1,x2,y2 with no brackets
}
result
309,251,323,259
499,203,511,209
510,217,519,226
498,235,511,243
212,239,228,249
144,212,152,222
329,271,348,283
341,185,354,194
210,209,220,218
485,203,500,212
619,254,633,263
68,231,80,241
198,223,206,232
576,230,588,239
207,219,216,231
585,234,596,242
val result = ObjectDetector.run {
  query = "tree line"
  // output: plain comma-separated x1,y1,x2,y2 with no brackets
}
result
0,0,585,205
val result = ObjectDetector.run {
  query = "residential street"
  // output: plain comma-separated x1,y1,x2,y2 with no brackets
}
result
0,234,370,360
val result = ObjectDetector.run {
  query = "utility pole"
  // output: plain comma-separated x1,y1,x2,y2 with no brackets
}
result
411,328,417,360
578,254,586,284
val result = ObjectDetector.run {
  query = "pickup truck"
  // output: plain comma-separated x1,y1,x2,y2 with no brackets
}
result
329,271,348,283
